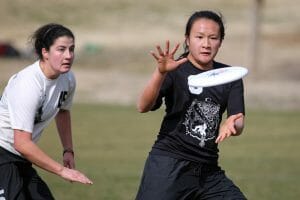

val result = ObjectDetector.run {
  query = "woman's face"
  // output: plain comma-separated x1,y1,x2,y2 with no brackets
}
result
186,18,222,69
42,36,75,78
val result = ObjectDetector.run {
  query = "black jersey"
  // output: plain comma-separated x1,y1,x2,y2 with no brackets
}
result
150,61,245,165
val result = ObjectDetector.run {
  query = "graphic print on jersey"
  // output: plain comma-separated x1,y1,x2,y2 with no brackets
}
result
34,95,46,124
0,188,5,200
182,98,220,147
34,104,44,124
58,91,68,108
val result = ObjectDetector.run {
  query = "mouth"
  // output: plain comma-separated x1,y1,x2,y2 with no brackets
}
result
62,63,72,67
200,52,211,56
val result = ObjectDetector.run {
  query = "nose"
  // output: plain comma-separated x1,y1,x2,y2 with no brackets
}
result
202,38,210,48
64,49,74,59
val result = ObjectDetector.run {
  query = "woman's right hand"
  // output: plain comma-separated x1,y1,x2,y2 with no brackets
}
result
59,167,93,185
151,40,188,74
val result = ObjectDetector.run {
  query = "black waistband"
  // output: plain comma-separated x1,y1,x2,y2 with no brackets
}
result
0,146,29,165
150,147,218,165
148,151,222,178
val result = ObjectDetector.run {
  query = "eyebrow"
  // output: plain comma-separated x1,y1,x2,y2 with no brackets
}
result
56,44,75,48
194,32,220,37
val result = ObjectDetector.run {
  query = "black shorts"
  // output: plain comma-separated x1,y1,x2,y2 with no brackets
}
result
0,147,54,200
135,154,247,200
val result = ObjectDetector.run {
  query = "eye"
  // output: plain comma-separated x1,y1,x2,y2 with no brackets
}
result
58,47,65,52
69,46,75,52
210,35,220,40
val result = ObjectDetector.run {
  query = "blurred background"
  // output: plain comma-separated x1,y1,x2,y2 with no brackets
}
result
1,0,299,199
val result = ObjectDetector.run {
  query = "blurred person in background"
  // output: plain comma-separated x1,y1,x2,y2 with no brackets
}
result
135,10,246,200
0,23,93,200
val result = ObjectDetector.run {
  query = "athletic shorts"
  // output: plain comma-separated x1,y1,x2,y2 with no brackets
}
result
135,154,247,200
0,147,54,200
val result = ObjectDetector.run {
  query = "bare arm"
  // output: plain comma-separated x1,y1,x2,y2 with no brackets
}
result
14,130,64,174
55,109,74,169
14,130,93,185
137,41,188,113
215,113,245,143
137,68,166,113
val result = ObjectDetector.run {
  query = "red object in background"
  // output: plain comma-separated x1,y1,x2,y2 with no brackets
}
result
0,43,20,57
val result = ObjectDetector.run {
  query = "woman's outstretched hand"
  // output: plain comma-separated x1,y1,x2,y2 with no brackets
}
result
59,167,93,185
151,40,188,74
215,113,244,143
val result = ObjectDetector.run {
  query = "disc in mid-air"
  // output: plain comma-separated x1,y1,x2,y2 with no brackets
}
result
188,66,248,94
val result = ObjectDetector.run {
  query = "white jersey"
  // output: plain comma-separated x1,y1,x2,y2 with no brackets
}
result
0,60,76,156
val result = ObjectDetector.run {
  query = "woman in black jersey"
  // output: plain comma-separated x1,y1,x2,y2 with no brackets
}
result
135,10,247,200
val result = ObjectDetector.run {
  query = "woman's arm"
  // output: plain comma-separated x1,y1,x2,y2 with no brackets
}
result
55,109,74,169
215,113,244,143
137,41,188,113
137,68,167,113
14,130,63,173
14,130,93,184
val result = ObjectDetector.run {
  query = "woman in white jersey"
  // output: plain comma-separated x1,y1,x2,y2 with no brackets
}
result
0,23,92,200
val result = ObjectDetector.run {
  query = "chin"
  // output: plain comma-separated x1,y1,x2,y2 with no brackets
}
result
61,68,71,73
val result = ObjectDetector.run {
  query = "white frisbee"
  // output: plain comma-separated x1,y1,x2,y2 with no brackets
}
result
188,66,248,94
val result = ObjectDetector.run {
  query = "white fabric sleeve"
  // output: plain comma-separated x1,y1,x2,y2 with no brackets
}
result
60,71,76,110
7,74,41,133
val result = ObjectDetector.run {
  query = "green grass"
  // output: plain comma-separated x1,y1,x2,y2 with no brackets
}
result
37,104,300,200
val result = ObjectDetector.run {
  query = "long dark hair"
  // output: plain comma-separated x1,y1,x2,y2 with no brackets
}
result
30,23,74,60
178,10,225,59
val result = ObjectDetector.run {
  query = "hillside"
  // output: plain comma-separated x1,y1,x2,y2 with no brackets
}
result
1,0,299,109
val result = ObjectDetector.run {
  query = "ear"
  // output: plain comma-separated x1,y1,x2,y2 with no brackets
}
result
185,36,190,47
41,48,49,60
219,40,223,48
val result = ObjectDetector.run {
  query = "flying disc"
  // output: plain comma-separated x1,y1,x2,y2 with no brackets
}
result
188,66,248,94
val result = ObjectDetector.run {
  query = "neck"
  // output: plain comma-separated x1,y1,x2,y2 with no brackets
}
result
39,60,59,79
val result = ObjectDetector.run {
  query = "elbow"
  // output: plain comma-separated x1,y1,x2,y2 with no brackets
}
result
234,124,244,136
13,143,20,152
13,130,32,155
14,142,24,154
137,108,145,113
136,104,148,113
234,116,245,136
136,101,151,113
234,130,243,136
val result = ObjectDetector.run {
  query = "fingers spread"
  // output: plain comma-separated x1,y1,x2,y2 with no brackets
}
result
170,42,180,56
150,51,159,60
156,45,164,56
165,40,170,55
177,57,188,65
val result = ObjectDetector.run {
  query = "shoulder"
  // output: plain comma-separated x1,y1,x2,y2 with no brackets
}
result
60,71,76,88
15,61,40,77
212,61,244,86
169,60,193,76
66,70,75,81
59,70,75,81
5,61,44,100
8,61,42,88
213,61,230,69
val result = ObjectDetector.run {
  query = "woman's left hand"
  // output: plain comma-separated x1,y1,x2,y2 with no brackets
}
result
63,151,75,169
215,113,244,143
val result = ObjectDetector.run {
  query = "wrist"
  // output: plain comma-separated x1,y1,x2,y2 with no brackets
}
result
57,165,65,176
63,148,74,156
156,67,167,76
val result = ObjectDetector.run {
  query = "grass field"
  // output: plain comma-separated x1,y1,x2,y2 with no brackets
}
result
1,1,299,199
36,104,300,200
